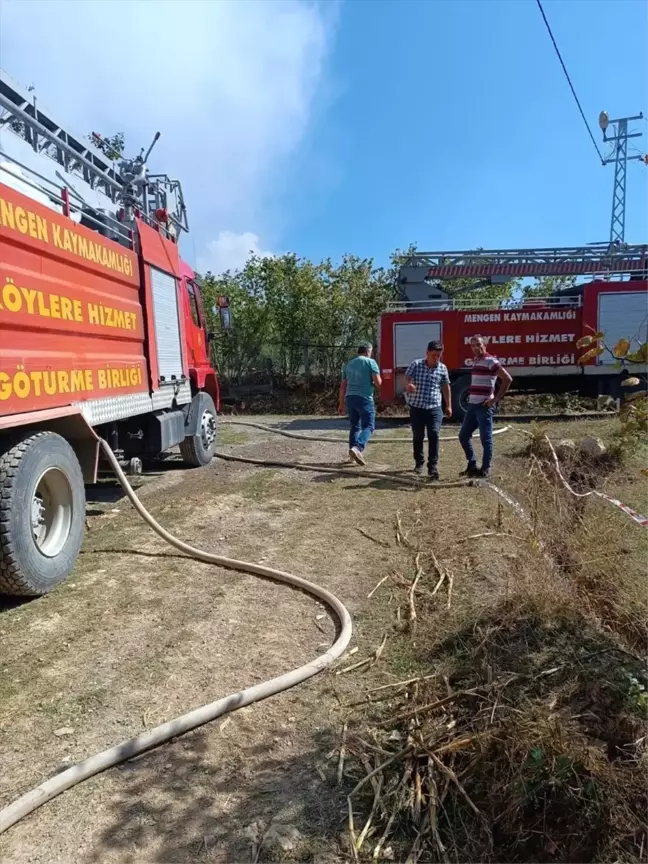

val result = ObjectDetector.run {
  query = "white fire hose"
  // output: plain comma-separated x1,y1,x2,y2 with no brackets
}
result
0,437,355,835
221,418,512,443
0,420,512,835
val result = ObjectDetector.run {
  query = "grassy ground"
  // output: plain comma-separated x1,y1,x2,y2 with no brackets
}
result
341,419,647,863
0,415,645,862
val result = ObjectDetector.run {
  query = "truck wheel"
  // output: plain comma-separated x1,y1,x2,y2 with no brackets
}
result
451,375,471,421
179,392,218,467
0,432,85,596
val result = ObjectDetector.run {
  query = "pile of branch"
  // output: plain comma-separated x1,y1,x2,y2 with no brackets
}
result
342,610,648,863
345,675,495,863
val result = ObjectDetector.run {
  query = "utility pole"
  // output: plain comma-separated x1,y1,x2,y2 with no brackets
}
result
598,111,645,244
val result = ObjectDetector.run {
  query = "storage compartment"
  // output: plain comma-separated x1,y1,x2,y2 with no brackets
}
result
150,265,184,381
597,292,648,365
393,321,443,369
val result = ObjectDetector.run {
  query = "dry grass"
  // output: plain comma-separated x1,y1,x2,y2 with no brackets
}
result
344,419,648,863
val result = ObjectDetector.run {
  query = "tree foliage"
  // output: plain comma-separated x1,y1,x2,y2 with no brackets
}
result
201,252,398,384
199,246,602,385
91,132,126,161
576,331,648,455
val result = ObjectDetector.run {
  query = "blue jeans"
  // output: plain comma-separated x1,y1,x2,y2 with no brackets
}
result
346,395,375,452
459,403,494,471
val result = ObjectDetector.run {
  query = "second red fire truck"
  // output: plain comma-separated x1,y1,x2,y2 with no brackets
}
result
379,245,648,417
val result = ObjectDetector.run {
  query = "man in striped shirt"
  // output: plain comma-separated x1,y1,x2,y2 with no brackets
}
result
458,335,512,478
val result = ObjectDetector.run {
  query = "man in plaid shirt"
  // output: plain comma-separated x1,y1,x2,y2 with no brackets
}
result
404,340,452,479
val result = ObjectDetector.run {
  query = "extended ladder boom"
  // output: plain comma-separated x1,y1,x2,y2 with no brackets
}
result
400,242,648,282
0,69,188,237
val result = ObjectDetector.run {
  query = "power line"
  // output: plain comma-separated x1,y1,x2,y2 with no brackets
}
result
535,0,605,164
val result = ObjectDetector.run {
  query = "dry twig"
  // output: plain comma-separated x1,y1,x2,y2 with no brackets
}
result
347,797,359,862
407,553,424,631
358,527,391,548
395,510,412,547
337,721,348,785
446,568,454,610
337,634,387,675
381,689,481,727
367,574,390,599
355,772,384,851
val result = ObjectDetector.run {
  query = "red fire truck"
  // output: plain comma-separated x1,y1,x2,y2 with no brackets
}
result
0,70,228,596
379,246,648,417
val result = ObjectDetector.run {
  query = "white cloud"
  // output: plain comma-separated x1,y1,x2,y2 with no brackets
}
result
0,0,336,273
198,231,274,274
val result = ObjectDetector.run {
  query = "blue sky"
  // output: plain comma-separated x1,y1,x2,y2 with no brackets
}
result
286,0,648,265
1,0,646,273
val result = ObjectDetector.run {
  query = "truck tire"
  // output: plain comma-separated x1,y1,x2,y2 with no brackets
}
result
179,392,218,467
0,432,85,596
451,375,471,421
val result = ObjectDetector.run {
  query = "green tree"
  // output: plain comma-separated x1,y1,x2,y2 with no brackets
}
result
523,275,578,300
198,251,397,386
91,132,125,161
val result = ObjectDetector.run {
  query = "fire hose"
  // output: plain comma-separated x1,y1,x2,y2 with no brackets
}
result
221,417,512,444
0,421,512,835
0,437,355,835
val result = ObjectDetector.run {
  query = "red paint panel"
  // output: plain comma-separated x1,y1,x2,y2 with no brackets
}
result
0,182,138,284
136,218,181,277
140,262,159,392
136,219,189,381
0,182,149,418
0,404,80,431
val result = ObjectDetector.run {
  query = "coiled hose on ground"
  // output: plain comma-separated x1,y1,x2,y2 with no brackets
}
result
0,420,513,835
0,437,354,835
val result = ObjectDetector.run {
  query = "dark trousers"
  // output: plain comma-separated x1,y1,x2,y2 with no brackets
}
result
409,406,442,468
459,403,494,471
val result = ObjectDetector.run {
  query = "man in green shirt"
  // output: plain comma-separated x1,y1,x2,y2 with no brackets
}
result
338,342,382,465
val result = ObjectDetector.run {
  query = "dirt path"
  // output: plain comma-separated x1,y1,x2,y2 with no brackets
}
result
0,417,446,862
7,413,637,863
6,415,616,862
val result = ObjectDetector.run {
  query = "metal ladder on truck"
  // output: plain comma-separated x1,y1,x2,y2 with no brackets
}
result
397,244,648,303
0,68,188,243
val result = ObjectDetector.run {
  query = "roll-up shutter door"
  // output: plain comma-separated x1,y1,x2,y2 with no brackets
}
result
597,292,648,365
150,266,183,381
394,321,442,368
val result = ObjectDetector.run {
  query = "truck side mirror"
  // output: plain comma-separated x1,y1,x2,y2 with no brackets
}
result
212,300,231,331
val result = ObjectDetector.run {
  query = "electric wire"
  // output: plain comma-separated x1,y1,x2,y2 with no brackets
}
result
535,0,605,164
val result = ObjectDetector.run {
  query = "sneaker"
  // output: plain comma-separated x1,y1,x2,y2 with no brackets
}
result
350,446,366,466
477,467,491,479
347,449,355,463
460,465,479,478
413,463,424,475
428,467,439,481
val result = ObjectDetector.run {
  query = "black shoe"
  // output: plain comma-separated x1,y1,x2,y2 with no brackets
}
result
460,465,479,478
413,464,424,475
428,467,439,481
477,467,491,479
